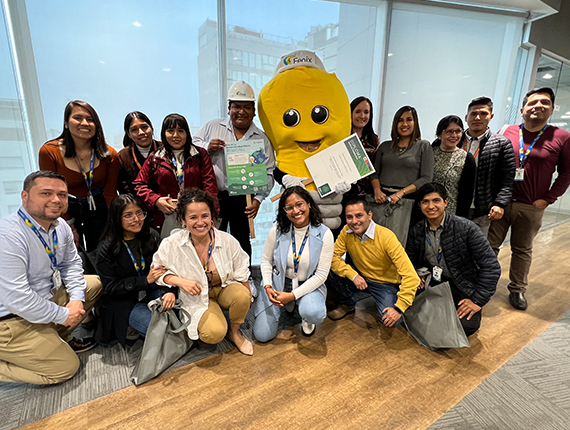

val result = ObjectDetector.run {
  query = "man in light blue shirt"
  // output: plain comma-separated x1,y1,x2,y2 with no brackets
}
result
0,171,102,385
193,80,275,257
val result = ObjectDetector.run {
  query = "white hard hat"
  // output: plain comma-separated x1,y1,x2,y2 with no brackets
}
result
227,80,256,102
273,50,326,76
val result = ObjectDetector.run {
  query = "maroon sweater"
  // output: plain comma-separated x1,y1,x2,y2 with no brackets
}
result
503,124,570,205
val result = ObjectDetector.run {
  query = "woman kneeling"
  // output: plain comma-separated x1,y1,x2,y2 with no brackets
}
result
153,188,253,355
254,186,333,341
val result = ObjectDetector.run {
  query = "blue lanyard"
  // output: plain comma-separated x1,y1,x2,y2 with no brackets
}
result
519,124,547,167
122,240,145,276
189,231,214,272
18,209,58,270
76,149,95,192
291,226,310,275
171,156,184,187
425,226,442,265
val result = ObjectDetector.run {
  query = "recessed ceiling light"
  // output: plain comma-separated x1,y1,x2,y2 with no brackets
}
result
543,73,553,79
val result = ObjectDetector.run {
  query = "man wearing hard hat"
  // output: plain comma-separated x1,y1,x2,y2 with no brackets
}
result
193,81,275,258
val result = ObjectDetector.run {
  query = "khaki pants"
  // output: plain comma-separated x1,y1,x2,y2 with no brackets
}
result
488,202,545,293
198,282,251,344
0,275,102,385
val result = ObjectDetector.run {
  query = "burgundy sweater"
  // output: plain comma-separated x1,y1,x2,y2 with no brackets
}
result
503,124,570,205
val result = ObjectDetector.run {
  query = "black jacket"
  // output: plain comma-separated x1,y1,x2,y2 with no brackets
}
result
406,213,500,307
95,229,167,346
461,131,516,217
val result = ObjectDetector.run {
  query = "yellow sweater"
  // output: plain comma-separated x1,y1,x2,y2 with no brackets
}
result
331,224,420,312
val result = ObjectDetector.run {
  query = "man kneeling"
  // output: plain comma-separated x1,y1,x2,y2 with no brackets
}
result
406,183,500,336
327,198,419,327
0,171,102,385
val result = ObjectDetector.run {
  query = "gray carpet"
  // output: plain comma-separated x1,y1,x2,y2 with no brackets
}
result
430,308,570,430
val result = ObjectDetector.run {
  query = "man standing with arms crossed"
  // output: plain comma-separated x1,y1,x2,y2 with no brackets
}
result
488,87,570,310
0,171,102,384
463,96,516,237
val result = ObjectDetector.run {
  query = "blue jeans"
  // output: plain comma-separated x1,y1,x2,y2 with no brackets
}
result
327,270,403,327
128,289,164,337
254,279,327,343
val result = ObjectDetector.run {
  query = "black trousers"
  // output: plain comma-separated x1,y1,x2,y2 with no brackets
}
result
218,190,252,258
67,191,108,253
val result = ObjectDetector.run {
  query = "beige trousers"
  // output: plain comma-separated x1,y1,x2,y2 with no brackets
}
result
198,282,251,344
0,275,102,384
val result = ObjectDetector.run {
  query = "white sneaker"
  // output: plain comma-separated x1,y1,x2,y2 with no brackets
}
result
301,320,316,337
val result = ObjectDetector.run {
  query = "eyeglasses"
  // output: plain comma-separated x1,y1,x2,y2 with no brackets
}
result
444,129,463,136
123,211,147,222
284,201,307,213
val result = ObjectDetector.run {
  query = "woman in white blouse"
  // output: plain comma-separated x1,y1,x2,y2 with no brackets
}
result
254,186,334,341
153,188,253,355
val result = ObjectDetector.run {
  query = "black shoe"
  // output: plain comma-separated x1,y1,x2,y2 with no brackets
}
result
509,292,528,311
68,337,97,353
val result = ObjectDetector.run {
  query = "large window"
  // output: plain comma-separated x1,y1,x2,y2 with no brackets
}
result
381,2,524,143
0,2,36,217
26,0,218,149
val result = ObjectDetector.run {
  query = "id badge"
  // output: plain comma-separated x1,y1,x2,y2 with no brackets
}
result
52,269,62,289
432,266,443,282
138,291,147,301
292,277,299,290
515,168,525,182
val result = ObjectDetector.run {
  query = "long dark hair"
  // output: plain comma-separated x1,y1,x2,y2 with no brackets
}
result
276,186,322,234
391,105,421,149
123,111,157,148
56,100,108,159
176,187,218,226
100,194,157,257
160,114,202,166
350,96,378,146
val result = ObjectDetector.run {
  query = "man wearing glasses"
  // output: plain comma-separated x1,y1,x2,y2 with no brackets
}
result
0,171,102,384
193,80,275,258
327,198,419,326
462,96,516,237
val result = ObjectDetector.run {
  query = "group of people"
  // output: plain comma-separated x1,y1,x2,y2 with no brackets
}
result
0,83,569,387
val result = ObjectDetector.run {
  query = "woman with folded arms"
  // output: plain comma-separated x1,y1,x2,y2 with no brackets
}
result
96,194,172,346
118,111,161,195
134,113,218,235
39,100,119,251
432,115,476,217
153,188,253,355
254,186,333,341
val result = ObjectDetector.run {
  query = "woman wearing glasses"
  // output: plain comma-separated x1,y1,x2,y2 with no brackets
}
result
153,188,253,355
39,100,120,252
432,115,476,216
254,186,333,341
95,194,171,346
118,111,161,196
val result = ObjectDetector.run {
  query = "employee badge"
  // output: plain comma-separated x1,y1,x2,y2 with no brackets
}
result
432,266,443,282
515,168,525,182
52,269,62,289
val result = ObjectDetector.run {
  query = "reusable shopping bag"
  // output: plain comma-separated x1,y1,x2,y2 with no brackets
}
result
130,298,193,385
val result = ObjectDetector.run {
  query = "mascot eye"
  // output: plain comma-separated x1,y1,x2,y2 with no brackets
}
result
311,106,329,124
283,109,300,127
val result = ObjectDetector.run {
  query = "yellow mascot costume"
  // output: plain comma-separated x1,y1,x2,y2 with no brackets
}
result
258,50,351,229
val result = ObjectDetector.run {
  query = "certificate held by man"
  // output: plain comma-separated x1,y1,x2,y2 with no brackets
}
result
304,133,375,197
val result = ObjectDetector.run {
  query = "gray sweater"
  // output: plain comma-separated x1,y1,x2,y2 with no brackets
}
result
371,139,434,190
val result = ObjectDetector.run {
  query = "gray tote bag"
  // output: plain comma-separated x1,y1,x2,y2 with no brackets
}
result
403,281,470,351
130,298,193,385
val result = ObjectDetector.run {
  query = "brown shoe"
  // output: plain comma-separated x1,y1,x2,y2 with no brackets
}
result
68,337,97,353
327,305,356,321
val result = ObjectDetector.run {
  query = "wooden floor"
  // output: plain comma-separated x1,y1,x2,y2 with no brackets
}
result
22,222,570,430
